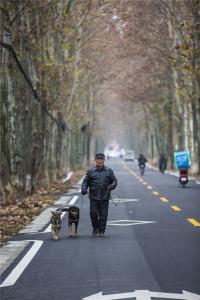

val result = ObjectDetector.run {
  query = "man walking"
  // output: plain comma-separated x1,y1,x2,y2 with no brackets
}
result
81,153,117,236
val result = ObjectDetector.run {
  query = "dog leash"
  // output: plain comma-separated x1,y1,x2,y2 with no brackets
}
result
88,189,109,201
81,190,121,206
110,192,121,206
79,195,84,210
58,188,122,212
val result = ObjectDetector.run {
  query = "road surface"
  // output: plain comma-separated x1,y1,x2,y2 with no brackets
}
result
1,158,200,300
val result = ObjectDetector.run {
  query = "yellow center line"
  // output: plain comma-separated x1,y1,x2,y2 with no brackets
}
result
160,197,169,202
187,218,200,226
152,191,159,195
171,206,181,211
147,185,153,189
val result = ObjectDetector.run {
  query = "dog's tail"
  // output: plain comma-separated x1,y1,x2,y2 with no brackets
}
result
56,207,69,212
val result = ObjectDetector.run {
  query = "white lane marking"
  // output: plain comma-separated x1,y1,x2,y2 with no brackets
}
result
147,185,153,189
65,188,81,195
146,163,157,171
0,241,30,276
68,195,79,205
167,171,179,177
83,290,200,300
0,240,43,288
109,199,139,203
57,195,72,203
107,220,156,226
43,195,79,233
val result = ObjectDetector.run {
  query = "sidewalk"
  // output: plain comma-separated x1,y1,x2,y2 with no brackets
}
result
0,170,84,245
0,177,83,282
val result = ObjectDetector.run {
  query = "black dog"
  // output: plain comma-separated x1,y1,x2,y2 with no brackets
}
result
60,206,80,237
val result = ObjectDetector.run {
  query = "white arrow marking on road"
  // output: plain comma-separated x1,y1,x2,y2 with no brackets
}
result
0,240,43,288
107,220,156,226
83,290,200,300
150,290,200,299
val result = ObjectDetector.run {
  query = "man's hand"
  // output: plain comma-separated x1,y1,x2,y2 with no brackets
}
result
107,185,113,191
81,189,87,195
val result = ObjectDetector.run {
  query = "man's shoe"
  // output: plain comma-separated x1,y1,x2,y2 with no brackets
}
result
98,232,104,237
92,230,98,236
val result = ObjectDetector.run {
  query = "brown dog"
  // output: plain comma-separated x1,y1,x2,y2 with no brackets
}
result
50,211,62,240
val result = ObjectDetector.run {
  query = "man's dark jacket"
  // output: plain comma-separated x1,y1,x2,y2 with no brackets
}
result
81,165,117,201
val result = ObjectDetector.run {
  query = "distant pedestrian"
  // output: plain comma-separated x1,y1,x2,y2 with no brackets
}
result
81,153,117,236
159,154,167,172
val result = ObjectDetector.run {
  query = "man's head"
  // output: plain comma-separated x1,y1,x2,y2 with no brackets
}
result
95,153,105,168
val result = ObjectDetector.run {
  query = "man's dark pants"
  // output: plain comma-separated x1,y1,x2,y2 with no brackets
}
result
90,200,109,233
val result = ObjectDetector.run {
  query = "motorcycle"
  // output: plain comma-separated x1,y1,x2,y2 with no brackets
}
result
179,168,189,188
140,164,145,176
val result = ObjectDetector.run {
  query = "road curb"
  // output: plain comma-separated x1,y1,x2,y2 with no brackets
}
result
147,163,200,185
0,178,83,280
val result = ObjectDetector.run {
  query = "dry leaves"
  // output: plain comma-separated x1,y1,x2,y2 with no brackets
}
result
0,170,84,245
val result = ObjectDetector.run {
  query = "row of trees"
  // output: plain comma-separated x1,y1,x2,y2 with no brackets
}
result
0,0,98,204
1,0,199,205
134,0,200,171
80,0,200,172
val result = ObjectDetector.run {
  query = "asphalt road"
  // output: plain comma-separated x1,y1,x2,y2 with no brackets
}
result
1,158,200,300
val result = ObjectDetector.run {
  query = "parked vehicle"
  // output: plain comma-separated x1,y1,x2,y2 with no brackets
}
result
179,168,189,188
104,146,120,159
124,150,135,161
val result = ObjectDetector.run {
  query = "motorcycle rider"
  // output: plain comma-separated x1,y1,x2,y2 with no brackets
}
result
81,153,117,236
138,154,147,167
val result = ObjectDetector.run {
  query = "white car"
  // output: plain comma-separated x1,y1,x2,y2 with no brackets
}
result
124,150,135,161
105,146,120,158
